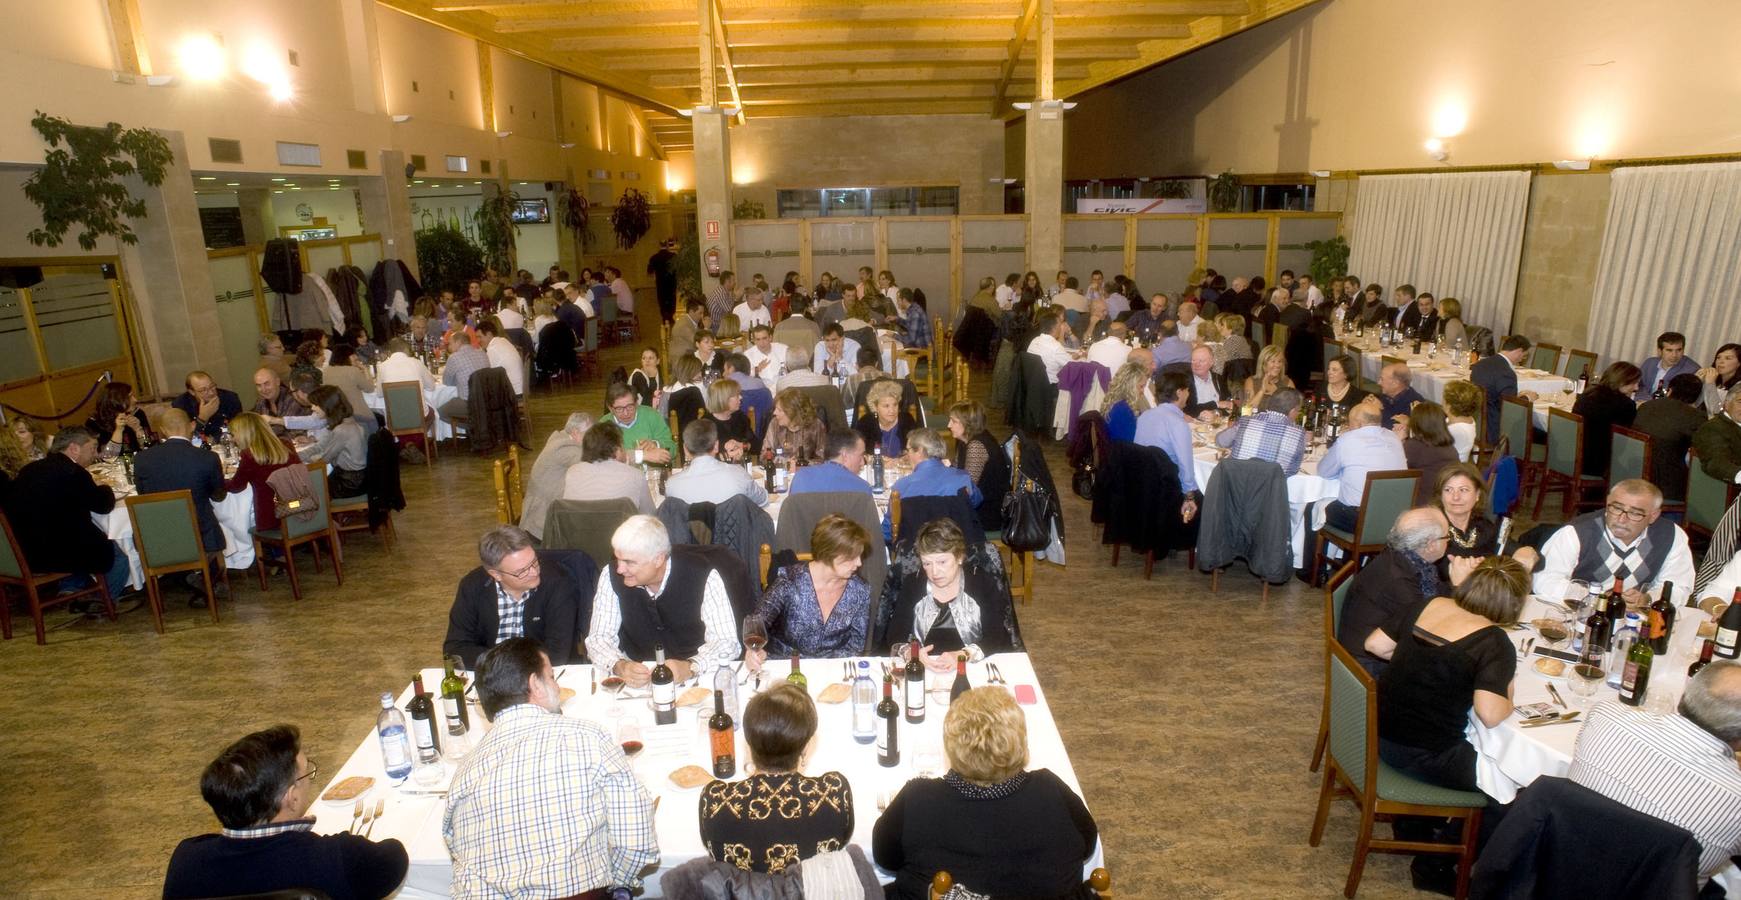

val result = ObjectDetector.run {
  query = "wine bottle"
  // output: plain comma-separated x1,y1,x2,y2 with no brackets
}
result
1581,605,1610,664
1688,639,1716,677
872,445,885,491
786,649,807,690
877,675,900,767
712,663,739,733
904,639,927,724
651,644,677,725
1603,578,1627,649
708,689,736,778
376,691,413,784
1648,583,1677,655
950,653,971,701
440,657,470,736
1715,588,1741,660
407,675,441,763
1618,624,1653,706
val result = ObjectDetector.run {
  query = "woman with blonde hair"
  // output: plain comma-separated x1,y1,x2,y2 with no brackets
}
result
873,686,1098,899
764,388,827,464
0,423,31,480
705,378,754,461
1196,319,1223,345
1436,297,1468,347
1242,344,1294,409
11,416,47,463
1101,361,1153,442
1440,380,1482,462
223,412,302,532
853,378,918,458
1212,313,1253,375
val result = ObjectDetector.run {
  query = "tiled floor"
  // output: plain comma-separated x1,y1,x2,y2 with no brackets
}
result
0,340,1424,898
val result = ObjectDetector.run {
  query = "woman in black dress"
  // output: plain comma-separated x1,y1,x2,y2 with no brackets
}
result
1322,354,1369,421
699,684,853,874
853,379,918,459
885,518,1021,671
1572,360,1640,477
87,382,155,456
946,400,1010,533
628,346,663,409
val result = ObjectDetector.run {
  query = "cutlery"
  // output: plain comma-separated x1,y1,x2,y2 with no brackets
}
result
1546,684,1567,709
986,663,1005,685
363,798,385,838
400,789,448,797
347,797,365,834
1520,711,1581,728
353,802,375,836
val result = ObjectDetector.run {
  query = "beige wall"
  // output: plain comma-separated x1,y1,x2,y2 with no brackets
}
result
1512,173,1609,348
726,114,1006,215
1065,0,1741,178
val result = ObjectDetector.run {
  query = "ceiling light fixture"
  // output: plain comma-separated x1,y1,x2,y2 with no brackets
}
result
1312,169,1331,178
1423,137,1448,161
145,74,177,87
176,34,226,82
1552,159,1592,171
560,142,576,149
496,130,513,137
391,114,412,123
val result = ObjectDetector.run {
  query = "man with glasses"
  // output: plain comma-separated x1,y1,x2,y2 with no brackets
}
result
604,382,673,463
585,515,741,688
1336,507,1478,676
163,724,408,900
1534,479,1696,609
443,525,590,669
170,370,243,442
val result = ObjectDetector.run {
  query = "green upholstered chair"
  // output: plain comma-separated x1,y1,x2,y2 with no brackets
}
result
1528,342,1562,374
542,497,639,568
1687,448,1738,540
0,509,116,644
1607,425,1648,486
1534,408,1604,519
381,380,433,466
124,490,226,632
251,462,344,601
1312,469,1421,586
1308,639,1486,899
1562,348,1598,382
1321,337,1344,384
1498,394,1546,491
1311,561,1359,774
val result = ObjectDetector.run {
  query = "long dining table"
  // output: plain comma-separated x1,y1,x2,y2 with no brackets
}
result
1339,336,1574,429
310,653,1101,897
1189,419,1338,568
88,456,258,589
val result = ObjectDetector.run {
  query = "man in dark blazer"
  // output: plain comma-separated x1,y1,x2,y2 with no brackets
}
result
1396,291,1439,338
1633,330,1700,402
444,525,590,668
169,370,243,442
1693,391,1741,486
1472,335,1538,439
1,426,131,600
135,409,228,603
1276,293,1315,389
1336,507,1474,676
1184,345,1233,418
1634,374,1710,502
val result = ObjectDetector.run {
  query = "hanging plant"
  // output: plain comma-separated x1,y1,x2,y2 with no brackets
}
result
473,192,521,274
556,187,593,251
1208,170,1242,213
22,110,173,250
1307,235,1350,286
610,188,652,250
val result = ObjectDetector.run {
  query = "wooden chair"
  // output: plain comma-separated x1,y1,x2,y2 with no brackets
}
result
124,490,226,632
1272,322,1290,350
1562,348,1598,382
889,489,903,540
493,445,523,525
930,868,1111,899
757,543,814,589
1686,448,1740,542
0,509,116,644
1309,639,1486,899
578,318,601,378
1533,408,1603,519
542,497,639,566
1310,561,1358,773
1528,342,1562,374
251,463,344,601
898,321,939,399
381,380,435,465
1311,470,1421,586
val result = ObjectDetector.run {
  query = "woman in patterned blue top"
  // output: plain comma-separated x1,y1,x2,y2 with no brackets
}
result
746,515,874,661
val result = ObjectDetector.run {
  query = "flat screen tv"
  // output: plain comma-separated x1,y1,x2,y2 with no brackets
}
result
511,198,550,224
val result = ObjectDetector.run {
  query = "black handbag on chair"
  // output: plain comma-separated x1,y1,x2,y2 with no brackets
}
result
1000,471,1052,552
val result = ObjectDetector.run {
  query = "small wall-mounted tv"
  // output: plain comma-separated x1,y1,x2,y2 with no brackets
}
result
511,198,550,224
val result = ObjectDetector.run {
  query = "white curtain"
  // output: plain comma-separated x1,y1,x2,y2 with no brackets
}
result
1346,171,1532,335
1587,162,1741,367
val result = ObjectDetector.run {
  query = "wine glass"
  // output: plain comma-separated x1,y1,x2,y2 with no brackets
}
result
615,719,644,758
742,615,769,680
1562,580,1593,616
1567,662,1605,707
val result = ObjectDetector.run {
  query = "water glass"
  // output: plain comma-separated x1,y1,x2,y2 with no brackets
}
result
1567,663,1605,706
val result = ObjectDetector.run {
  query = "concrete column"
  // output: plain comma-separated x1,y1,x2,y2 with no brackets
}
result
692,110,733,280
1024,106,1064,278
551,178,580,277
236,188,274,246
123,129,225,395
358,149,418,278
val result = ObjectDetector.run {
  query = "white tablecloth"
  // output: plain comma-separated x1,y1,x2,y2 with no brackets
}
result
1466,596,1715,803
311,653,1099,898
1191,432,1338,568
1343,339,1572,421
365,384,460,441
95,490,257,589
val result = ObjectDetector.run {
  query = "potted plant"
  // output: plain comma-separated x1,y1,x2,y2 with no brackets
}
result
1307,235,1350,286
732,198,766,220
473,192,521,274
1208,171,1241,213
1152,179,1193,200
557,187,592,251
414,223,487,295
610,188,652,250
21,111,173,249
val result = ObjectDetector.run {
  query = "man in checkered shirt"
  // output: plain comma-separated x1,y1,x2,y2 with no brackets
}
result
444,637,657,899
1214,388,1307,476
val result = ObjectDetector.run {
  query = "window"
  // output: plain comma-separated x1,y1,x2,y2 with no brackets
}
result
444,155,469,173
775,186,958,218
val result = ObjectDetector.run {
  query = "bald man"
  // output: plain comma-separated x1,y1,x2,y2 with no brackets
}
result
133,408,229,604
1378,362,1427,426
1317,396,1407,533
1337,507,1473,676
170,370,243,442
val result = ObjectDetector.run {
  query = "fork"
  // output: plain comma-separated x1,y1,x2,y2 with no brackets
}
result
986,663,1006,685
347,797,365,834
363,798,385,839
352,801,374,836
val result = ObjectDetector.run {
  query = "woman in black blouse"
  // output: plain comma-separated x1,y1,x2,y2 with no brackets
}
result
629,346,663,409
874,687,1097,899
705,379,755,462
853,379,918,459
885,518,1021,670
946,400,1010,533
1432,463,1542,584
1572,360,1640,477
1322,354,1369,421
699,684,853,874
1363,556,1527,792
86,382,155,455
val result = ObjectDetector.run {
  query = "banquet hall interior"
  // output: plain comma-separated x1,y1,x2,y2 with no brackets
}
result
2,0,1740,898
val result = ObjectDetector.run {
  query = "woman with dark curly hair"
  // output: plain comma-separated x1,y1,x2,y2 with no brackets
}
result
86,381,155,455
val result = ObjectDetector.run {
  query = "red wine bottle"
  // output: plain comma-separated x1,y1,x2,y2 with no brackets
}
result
1582,606,1610,665
407,675,442,763
904,639,926,724
1648,583,1677,655
651,644,676,725
1602,577,1627,650
877,675,900,767
709,689,736,778
1716,589,1741,660
950,653,971,701
1688,639,1716,678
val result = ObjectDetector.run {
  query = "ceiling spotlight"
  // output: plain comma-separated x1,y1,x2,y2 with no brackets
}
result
145,74,177,87
176,34,226,82
1552,159,1592,171
1312,169,1331,178
391,114,412,123
225,182,239,187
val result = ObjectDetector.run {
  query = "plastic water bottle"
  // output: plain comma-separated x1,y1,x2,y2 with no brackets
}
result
376,691,413,784
852,661,877,745
1607,615,1642,689
713,663,740,732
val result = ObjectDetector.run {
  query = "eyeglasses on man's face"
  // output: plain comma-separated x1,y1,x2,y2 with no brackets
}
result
495,557,541,580
1606,502,1649,522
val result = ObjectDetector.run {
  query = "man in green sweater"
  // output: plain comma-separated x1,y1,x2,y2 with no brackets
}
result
606,382,674,463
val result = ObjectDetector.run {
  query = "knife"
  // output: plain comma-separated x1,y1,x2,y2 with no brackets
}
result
1546,684,1567,708
1520,711,1581,728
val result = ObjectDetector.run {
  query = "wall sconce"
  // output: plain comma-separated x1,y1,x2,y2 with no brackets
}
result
1552,159,1592,171
496,130,513,138
391,114,412,123
1423,138,1449,162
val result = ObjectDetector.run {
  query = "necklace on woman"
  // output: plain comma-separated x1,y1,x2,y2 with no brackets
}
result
1447,518,1480,550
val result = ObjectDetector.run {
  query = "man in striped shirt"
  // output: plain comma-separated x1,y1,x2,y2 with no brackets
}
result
1567,663,1741,883
444,638,658,898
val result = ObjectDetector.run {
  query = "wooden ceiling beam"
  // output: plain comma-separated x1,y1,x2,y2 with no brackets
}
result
542,22,1191,46
992,0,1039,116
601,42,1139,70
739,98,992,118
737,84,999,103
708,0,746,123
646,63,1089,88
445,0,1247,17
